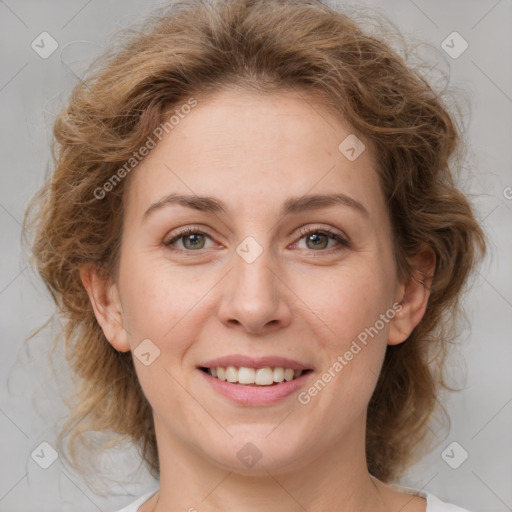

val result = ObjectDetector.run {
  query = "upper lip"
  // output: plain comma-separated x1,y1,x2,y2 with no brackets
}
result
199,355,313,371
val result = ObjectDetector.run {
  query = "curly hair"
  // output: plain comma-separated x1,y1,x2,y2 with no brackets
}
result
24,0,487,484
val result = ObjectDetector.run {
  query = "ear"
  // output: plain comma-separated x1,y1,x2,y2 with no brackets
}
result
388,244,436,346
80,263,131,352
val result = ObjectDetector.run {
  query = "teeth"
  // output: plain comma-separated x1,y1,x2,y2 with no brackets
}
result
256,367,274,385
238,366,255,384
273,367,284,382
205,366,305,385
226,366,238,383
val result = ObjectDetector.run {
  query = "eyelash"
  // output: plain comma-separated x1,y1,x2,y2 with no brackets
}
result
296,226,350,252
163,225,350,255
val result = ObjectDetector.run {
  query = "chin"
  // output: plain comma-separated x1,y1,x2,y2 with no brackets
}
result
201,429,310,475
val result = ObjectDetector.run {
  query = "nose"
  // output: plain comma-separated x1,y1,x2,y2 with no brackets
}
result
216,243,293,335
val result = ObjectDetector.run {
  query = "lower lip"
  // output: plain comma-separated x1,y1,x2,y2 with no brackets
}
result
199,369,312,406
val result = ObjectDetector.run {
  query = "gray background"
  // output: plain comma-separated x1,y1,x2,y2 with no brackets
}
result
1,0,511,510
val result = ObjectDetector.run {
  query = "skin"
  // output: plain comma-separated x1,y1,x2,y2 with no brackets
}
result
82,86,435,512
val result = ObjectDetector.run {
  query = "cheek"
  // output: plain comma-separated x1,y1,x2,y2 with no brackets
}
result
299,261,393,341
298,262,393,395
116,255,206,414
117,251,203,348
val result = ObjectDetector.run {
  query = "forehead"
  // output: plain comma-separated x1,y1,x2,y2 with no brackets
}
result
124,86,385,222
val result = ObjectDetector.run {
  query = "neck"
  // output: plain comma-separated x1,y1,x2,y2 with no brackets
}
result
145,415,389,512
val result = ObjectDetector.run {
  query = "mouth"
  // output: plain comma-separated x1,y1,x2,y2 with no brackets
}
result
199,366,313,386
197,355,314,405
197,356,314,406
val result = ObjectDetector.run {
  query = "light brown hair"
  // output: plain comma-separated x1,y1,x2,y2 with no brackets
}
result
24,0,487,484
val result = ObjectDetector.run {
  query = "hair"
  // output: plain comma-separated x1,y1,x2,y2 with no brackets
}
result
24,0,487,484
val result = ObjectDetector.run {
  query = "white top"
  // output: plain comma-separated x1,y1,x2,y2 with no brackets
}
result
114,485,472,512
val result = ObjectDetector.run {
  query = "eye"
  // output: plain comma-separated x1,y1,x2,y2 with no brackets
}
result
163,227,216,251
163,225,350,254
294,226,350,252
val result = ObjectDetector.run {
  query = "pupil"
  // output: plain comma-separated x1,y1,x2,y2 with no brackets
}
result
185,234,204,249
307,233,326,250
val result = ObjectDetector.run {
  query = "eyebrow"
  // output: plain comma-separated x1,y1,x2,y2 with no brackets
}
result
142,192,369,221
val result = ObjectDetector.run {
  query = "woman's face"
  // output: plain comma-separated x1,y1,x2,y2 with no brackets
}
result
88,87,429,474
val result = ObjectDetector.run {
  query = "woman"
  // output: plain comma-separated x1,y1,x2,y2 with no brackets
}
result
24,0,486,510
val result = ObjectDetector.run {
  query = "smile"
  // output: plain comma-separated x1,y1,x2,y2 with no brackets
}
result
200,366,311,386
198,367,313,406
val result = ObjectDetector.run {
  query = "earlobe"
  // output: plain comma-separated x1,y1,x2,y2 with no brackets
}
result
387,245,436,346
79,263,131,352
